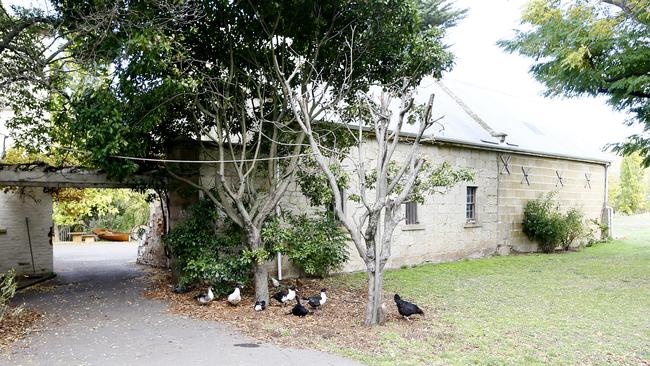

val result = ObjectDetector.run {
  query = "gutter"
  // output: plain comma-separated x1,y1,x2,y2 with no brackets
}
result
417,133,611,166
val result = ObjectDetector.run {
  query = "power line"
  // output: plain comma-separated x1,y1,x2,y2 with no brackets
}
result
53,142,315,164
112,153,314,164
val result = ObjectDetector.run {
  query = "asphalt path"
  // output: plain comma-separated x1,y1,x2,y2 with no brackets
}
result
3,243,362,366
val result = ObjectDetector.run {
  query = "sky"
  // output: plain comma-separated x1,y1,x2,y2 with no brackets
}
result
439,0,641,169
1,0,643,169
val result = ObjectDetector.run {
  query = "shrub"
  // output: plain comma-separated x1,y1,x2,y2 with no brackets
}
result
559,208,586,251
522,193,565,253
522,193,586,253
163,200,250,296
262,212,349,277
0,270,17,321
585,218,611,247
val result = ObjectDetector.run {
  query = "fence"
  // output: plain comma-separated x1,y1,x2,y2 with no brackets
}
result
56,225,71,242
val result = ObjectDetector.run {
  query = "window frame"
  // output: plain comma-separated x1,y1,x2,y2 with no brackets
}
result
405,201,419,225
466,186,478,223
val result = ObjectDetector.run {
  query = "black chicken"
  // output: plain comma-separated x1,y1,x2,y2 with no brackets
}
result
394,294,424,320
288,297,310,317
304,288,327,309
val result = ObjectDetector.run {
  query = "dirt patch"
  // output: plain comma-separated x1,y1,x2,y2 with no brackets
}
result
0,308,44,352
143,269,437,354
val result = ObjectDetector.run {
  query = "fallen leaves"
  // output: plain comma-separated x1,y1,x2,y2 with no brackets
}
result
0,307,43,352
143,269,433,354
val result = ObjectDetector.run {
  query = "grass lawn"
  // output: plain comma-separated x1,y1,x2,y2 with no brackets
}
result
329,215,650,365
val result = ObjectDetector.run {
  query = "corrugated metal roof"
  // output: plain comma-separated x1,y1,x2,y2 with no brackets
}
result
399,78,610,165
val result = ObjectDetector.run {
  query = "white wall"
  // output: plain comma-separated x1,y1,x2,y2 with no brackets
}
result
0,188,53,275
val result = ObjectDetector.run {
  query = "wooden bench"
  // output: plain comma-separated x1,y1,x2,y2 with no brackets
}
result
70,232,96,243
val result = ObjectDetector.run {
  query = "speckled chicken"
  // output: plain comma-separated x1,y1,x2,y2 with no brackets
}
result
195,286,214,305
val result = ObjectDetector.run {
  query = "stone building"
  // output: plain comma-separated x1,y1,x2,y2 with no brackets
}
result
230,82,610,275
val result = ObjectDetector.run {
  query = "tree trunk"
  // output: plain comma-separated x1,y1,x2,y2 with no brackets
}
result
245,228,269,304
364,267,385,326
253,261,269,303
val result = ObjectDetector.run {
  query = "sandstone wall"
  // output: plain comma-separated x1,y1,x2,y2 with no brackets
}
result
0,189,53,275
338,143,500,272
496,153,607,252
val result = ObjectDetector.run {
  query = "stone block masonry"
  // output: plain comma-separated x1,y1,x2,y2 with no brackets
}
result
199,138,609,277
0,188,53,275
497,153,606,252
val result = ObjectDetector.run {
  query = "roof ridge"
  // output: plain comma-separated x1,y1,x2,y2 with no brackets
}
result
435,80,503,140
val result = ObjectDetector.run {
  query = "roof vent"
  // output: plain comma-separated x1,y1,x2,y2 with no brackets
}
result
493,132,507,144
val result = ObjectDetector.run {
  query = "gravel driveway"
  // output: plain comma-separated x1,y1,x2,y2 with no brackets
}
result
3,243,361,366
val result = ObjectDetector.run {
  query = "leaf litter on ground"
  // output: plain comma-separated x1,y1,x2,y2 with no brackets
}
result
142,268,441,354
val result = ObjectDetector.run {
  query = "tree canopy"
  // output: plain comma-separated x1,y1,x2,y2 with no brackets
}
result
615,152,646,214
1,0,463,177
499,0,650,164
1,0,466,308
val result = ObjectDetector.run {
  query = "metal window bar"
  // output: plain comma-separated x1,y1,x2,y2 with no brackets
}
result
466,187,477,222
405,202,418,225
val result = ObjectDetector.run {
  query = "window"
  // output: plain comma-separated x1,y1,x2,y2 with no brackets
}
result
405,202,419,225
466,187,477,223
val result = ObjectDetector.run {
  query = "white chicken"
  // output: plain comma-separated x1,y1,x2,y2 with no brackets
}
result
227,285,242,306
196,286,214,305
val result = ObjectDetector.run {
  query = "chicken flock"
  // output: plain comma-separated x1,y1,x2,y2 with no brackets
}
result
192,277,424,320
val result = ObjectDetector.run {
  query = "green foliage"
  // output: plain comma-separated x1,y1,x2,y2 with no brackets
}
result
607,173,621,211
262,213,349,277
53,188,149,233
618,152,645,214
163,200,249,296
522,193,586,253
499,0,650,164
0,270,16,321
2,0,464,180
296,157,350,207
365,160,474,204
560,208,586,251
522,193,565,253
417,0,468,29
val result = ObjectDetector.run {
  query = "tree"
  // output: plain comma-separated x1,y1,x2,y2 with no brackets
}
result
619,152,645,214
498,0,650,165
608,173,621,210
53,189,150,233
266,0,471,321
1,0,466,305
278,79,472,325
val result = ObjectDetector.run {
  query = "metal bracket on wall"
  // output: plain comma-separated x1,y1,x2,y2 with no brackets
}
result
585,172,592,189
0,228,6,234
555,170,564,188
500,155,512,174
521,167,531,186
